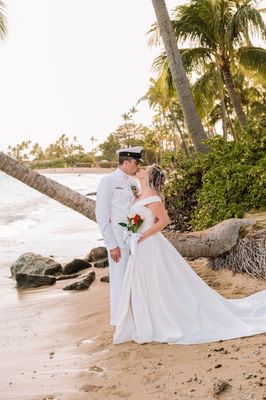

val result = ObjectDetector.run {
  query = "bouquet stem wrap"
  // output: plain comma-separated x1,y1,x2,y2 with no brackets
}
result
123,230,141,256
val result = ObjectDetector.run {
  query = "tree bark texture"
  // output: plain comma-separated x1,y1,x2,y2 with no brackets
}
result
0,152,96,221
151,0,209,153
221,63,247,127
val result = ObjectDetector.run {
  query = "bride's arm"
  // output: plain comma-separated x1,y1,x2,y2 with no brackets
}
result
139,201,171,242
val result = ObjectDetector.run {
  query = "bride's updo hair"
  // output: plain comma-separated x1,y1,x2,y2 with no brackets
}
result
148,164,166,195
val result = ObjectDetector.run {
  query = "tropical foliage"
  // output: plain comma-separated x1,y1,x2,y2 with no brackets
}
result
6,134,96,168
148,0,266,135
151,0,209,153
165,116,266,231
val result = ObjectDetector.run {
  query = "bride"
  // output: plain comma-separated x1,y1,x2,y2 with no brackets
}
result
113,164,266,345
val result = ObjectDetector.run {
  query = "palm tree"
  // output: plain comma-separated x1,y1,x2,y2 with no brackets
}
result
150,0,266,128
0,152,96,220
0,1,7,38
140,74,190,156
150,0,208,154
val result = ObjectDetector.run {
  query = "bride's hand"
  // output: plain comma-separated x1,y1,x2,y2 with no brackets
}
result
138,233,146,243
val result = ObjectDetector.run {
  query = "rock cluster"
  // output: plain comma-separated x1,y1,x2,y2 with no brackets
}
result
10,246,109,290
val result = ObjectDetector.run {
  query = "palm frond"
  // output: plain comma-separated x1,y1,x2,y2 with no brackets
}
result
179,47,213,73
227,2,266,47
152,52,168,74
0,0,7,38
208,102,222,126
238,46,266,81
192,63,223,117
172,2,217,51
146,22,161,47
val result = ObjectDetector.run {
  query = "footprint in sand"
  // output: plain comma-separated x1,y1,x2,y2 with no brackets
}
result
117,351,130,360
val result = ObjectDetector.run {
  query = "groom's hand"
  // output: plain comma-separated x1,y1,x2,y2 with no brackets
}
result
110,247,121,263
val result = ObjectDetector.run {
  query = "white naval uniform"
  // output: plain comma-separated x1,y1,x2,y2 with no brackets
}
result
96,168,137,325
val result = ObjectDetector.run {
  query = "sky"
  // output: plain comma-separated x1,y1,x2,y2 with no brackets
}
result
0,0,178,152
0,0,265,153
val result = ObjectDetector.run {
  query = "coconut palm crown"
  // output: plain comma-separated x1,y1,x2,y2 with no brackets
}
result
149,0,266,128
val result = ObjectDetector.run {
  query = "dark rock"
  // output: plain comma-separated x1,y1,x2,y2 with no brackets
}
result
56,273,81,281
63,259,91,275
16,273,56,288
85,247,107,262
94,258,109,268
10,252,62,277
213,347,224,352
212,379,231,396
214,363,222,368
63,271,95,290
100,275,109,283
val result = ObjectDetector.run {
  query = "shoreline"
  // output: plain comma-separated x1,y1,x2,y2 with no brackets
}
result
1,258,266,400
35,167,114,175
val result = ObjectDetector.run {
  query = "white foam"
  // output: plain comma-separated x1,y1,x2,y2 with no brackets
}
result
0,219,38,238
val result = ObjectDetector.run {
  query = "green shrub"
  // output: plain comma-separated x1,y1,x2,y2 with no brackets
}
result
164,118,266,231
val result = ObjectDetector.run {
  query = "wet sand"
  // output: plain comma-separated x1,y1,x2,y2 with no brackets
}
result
1,259,266,400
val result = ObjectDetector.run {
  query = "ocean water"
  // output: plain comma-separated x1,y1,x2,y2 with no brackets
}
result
0,171,105,301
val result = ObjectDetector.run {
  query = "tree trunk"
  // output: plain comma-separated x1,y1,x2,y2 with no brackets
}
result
0,152,96,221
0,153,253,259
227,109,238,141
165,218,254,259
221,63,247,127
151,0,208,154
169,106,190,157
220,99,228,141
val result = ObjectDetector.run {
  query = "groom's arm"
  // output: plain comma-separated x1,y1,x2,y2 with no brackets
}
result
96,176,119,251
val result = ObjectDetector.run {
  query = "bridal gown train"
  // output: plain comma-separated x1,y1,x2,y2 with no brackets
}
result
113,196,266,345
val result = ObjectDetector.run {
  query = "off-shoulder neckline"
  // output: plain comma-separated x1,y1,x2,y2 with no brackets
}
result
132,195,161,207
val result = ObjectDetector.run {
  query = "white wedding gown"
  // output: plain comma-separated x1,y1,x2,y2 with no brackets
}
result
113,196,266,345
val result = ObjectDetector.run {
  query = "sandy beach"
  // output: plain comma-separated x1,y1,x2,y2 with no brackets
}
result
1,259,266,400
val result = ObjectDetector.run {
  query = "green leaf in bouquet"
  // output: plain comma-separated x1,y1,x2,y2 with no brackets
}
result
118,222,127,227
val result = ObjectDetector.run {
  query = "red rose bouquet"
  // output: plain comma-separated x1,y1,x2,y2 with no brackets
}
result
118,214,144,255
119,213,144,233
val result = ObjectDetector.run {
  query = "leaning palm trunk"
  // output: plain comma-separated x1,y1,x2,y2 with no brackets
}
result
0,152,254,259
0,152,96,221
151,0,208,154
221,63,247,127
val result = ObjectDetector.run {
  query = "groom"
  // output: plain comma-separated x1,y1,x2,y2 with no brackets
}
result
96,146,143,325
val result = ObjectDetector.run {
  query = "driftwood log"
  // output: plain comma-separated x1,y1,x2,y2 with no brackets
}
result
164,218,254,259
0,152,255,259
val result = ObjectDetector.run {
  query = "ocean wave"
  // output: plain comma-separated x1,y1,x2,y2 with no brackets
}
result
0,218,38,238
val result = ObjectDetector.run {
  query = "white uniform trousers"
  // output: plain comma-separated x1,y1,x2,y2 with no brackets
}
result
108,248,130,326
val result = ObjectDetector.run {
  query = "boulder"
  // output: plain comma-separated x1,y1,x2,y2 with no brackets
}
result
85,247,107,262
63,259,91,275
10,252,62,277
55,273,81,281
63,271,95,290
16,273,56,288
100,275,109,283
94,258,109,268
